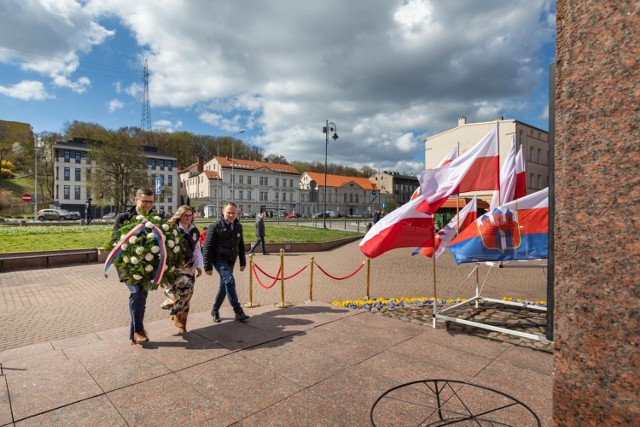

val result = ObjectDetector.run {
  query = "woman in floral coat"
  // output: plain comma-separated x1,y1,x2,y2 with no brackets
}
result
164,205,203,333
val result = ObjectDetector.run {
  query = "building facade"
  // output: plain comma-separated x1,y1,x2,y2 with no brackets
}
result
369,171,419,211
424,117,550,202
299,171,377,217
180,156,301,218
53,139,178,216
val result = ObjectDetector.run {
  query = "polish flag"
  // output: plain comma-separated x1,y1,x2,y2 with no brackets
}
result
515,145,526,199
437,145,459,168
489,135,517,211
418,125,500,214
409,145,460,201
448,188,548,264
414,196,478,259
360,194,434,258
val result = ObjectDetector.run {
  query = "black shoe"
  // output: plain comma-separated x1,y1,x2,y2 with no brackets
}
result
212,309,221,323
262,252,269,255
235,311,250,322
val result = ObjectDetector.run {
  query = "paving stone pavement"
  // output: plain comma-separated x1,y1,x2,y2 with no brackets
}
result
0,240,548,352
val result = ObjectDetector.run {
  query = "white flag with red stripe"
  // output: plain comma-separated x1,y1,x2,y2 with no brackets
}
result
418,125,499,214
515,145,526,199
360,194,434,258
489,135,517,211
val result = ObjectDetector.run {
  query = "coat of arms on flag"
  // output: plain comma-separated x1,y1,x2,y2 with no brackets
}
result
477,208,521,252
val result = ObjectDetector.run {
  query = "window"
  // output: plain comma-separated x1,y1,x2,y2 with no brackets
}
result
290,179,293,188
356,194,359,203
260,177,268,186
275,192,279,200
537,149,542,164
344,193,348,203
159,160,164,170
64,185,70,200
150,159,157,169
529,147,535,162
538,175,542,189
167,160,173,171
74,186,81,200
239,175,244,184
260,191,268,201
247,190,252,200
282,193,286,202
247,176,252,185
64,167,70,181
275,178,279,187
168,175,172,186
75,168,81,181
530,173,535,188
64,150,70,162
239,190,244,200
75,152,81,162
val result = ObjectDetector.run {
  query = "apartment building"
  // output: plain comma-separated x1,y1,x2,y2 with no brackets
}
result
53,138,178,216
180,156,301,218
299,171,377,217
369,171,419,210
425,116,550,202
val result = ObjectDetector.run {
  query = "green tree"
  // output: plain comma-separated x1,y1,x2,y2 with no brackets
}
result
87,131,148,212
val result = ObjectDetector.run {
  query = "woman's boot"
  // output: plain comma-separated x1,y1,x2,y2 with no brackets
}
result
180,312,188,332
172,314,186,334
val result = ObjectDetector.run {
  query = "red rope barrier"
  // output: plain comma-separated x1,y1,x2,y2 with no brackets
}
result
283,264,308,280
252,264,281,289
253,263,280,280
315,260,366,280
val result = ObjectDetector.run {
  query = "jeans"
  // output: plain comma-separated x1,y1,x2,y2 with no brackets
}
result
212,261,242,314
249,237,266,254
127,284,147,339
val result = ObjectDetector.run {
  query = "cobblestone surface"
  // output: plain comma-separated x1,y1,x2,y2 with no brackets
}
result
374,302,553,353
0,240,549,351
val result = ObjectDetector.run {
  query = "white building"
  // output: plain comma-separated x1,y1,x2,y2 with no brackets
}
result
53,139,179,216
180,156,301,218
299,171,378,217
425,117,550,202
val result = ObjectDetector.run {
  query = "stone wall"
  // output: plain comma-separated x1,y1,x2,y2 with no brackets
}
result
554,1,639,424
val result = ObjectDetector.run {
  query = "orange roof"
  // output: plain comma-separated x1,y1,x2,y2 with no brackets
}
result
305,171,376,190
439,197,489,209
213,157,299,174
203,170,220,180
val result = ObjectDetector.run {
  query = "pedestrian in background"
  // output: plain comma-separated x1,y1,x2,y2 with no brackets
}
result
247,211,268,255
85,198,93,224
202,202,250,323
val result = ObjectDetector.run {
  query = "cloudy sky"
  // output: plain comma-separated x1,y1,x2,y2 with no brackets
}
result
0,0,555,173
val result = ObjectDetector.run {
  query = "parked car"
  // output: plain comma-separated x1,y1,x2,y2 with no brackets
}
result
36,209,61,221
311,211,338,219
285,212,300,219
56,209,81,220
242,212,257,218
103,212,116,219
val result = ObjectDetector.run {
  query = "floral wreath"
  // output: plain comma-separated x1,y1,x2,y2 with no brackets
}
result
104,212,184,291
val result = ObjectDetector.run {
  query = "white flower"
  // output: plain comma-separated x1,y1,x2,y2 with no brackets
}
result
147,233,155,239
121,243,128,250
154,216,162,221
145,253,154,261
129,236,137,244
123,256,129,263
174,238,180,245
167,240,175,248
169,266,175,272
173,229,178,236
120,234,126,241
133,274,143,280
130,257,139,265
173,246,181,253
135,247,144,255
145,221,154,229
151,246,160,254
162,224,169,231
136,215,144,220
145,264,153,272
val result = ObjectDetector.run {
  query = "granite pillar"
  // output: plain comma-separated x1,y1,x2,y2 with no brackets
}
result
554,1,639,424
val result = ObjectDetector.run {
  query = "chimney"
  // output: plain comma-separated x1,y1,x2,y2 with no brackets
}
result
197,156,204,173
494,116,504,121
458,116,467,126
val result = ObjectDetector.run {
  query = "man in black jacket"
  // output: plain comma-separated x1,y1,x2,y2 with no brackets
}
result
203,202,250,323
113,187,155,345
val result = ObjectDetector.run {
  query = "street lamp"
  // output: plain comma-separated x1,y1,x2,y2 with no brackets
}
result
322,120,339,228
230,130,245,203
34,135,38,220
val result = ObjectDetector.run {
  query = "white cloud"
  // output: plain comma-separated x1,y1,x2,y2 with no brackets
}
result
0,80,53,101
107,98,124,113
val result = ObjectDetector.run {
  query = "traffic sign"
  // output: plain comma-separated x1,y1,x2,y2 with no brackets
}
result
371,190,377,196
22,193,32,202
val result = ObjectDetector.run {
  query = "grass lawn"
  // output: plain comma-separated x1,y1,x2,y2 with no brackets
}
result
0,223,363,253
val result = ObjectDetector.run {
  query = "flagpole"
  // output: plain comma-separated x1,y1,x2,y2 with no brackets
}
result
432,230,437,328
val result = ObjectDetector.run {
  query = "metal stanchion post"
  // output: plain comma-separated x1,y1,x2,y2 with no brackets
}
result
305,257,315,304
274,248,292,308
244,254,260,308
